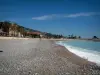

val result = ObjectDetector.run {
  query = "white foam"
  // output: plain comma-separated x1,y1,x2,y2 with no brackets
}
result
57,41,100,66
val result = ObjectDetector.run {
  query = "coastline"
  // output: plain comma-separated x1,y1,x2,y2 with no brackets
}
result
38,40,100,74
0,39,100,75
53,40,98,65
52,40,100,74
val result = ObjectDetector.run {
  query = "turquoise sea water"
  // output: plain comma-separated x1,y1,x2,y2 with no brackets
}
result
57,40,100,65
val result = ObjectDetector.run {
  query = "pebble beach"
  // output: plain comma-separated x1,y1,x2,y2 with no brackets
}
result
0,39,100,75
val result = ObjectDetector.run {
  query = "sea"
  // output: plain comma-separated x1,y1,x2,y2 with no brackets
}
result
56,40,100,66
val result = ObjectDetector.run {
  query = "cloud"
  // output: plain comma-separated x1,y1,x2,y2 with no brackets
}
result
32,15,51,20
66,12,100,18
32,12,100,20
32,14,61,20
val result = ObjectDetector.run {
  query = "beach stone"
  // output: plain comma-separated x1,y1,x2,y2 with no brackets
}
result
0,50,3,52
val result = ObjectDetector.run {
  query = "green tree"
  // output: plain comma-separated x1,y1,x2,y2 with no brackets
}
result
93,36,98,39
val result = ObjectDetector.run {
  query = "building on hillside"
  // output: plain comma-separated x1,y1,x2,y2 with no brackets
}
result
26,32,43,38
8,23,23,37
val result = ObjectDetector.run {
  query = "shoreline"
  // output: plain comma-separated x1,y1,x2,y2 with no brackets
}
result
55,40,100,66
53,40,97,65
50,40,100,74
52,40,100,74
0,37,99,65
0,37,99,66
0,39,100,74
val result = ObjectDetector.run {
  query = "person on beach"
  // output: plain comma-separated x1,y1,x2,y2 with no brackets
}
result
40,34,42,41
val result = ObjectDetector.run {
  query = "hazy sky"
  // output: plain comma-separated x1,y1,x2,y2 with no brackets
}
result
0,0,100,38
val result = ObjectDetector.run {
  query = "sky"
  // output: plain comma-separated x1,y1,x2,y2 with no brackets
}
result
0,0,100,38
